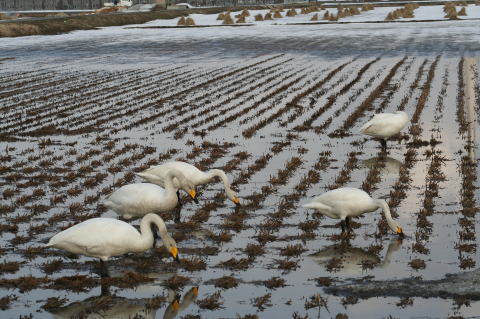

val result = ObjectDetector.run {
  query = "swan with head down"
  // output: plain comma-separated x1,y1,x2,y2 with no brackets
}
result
302,187,403,236
136,161,240,206
104,169,196,219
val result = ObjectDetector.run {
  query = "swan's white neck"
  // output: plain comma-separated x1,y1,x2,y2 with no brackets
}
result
207,169,231,190
163,170,181,202
374,199,397,232
137,214,168,252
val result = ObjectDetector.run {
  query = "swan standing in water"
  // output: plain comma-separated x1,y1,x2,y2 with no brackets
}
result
46,213,179,266
359,111,408,150
104,169,196,219
136,161,240,206
302,187,403,236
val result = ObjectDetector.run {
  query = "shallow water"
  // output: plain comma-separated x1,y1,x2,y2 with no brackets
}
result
0,12,480,319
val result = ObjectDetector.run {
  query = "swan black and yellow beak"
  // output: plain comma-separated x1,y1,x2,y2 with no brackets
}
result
232,196,241,206
188,189,196,199
171,246,180,263
396,226,404,237
171,299,180,312
192,286,199,296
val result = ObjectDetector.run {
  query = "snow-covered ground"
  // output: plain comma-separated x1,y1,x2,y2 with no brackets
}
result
139,4,480,27
1,4,480,70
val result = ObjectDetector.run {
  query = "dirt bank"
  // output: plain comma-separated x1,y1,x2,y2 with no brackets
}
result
0,6,267,37
1,1,477,38
327,268,480,300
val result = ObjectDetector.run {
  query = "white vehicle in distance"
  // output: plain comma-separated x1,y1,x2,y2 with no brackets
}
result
103,0,133,7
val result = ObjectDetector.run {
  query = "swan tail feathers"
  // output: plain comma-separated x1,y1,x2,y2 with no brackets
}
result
45,238,57,247
102,199,114,209
359,121,373,134
302,201,331,212
135,172,149,180
135,172,164,184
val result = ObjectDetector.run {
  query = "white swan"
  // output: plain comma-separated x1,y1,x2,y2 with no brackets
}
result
136,161,240,206
302,187,403,236
46,213,179,262
359,111,408,149
104,169,196,219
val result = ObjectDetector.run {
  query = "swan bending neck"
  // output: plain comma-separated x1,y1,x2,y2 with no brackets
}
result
139,214,168,250
208,169,230,187
374,199,396,229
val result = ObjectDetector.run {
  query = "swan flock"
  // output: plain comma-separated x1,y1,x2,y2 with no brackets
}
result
47,110,408,273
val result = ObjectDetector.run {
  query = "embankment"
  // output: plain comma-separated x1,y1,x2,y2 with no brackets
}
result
0,1,477,38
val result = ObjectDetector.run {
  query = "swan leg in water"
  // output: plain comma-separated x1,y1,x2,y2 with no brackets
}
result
95,260,110,278
174,205,182,223
100,279,111,296
380,139,387,151
340,217,351,233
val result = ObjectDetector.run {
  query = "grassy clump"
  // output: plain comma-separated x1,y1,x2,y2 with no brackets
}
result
223,14,234,24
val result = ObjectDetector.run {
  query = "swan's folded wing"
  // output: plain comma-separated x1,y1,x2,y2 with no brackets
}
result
302,201,332,212
359,120,375,134
360,113,393,133
372,113,392,120
360,119,393,137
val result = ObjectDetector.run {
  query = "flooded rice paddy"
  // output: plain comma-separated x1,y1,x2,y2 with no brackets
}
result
0,13,480,319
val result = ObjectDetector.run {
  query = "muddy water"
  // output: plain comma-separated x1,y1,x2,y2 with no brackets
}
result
0,17,479,319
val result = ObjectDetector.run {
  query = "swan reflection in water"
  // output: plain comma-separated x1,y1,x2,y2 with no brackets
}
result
49,294,158,319
163,286,199,319
362,156,401,179
310,238,403,275
48,284,199,319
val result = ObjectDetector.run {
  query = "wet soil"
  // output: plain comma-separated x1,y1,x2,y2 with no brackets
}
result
328,268,480,300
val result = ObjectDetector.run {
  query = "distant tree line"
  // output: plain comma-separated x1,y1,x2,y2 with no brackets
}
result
0,0,154,10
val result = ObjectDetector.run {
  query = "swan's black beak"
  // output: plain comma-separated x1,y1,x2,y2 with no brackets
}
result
193,196,199,204
174,255,180,263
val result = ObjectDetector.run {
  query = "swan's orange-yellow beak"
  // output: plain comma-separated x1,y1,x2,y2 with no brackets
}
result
188,189,196,199
396,226,403,235
232,196,240,206
171,299,180,312
170,246,179,262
